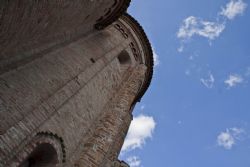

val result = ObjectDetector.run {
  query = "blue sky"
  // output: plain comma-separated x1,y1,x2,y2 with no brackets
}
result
119,0,250,167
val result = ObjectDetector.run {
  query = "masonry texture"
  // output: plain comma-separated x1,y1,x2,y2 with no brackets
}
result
0,1,153,167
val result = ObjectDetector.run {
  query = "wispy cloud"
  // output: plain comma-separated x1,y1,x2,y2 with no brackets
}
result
121,114,156,152
177,45,184,53
177,16,226,41
126,156,141,167
217,127,245,150
200,72,215,88
224,74,243,87
177,0,248,51
153,48,160,67
220,0,248,20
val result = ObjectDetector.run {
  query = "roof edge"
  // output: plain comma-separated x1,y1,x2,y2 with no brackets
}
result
120,13,154,104
95,0,131,30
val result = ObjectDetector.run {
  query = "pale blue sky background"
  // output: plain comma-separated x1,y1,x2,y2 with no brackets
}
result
120,0,250,167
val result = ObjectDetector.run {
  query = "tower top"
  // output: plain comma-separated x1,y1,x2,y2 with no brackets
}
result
118,13,154,103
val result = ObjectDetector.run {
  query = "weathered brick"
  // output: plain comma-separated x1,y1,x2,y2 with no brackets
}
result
0,1,154,167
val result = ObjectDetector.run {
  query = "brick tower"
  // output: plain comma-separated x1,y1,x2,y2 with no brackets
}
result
0,1,153,167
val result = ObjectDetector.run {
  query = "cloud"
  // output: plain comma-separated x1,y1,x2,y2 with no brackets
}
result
126,156,141,167
220,0,248,20
177,45,184,53
121,115,156,152
177,0,247,51
217,128,245,150
177,16,226,41
200,72,215,88
217,131,234,149
153,48,160,67
224,74,243,87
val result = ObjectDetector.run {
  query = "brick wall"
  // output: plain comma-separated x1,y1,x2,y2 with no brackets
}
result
75,65,147,167
0,24,132,166
0,2,152,167
0,0,127,74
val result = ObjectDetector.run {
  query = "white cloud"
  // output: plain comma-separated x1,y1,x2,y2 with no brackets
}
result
177,45,184,53
177,0,247,51
217,131,235,149
153,48,160,67
200,72,215,88
126,156,141,167
231,127,245,138
220,0,248,20
177,16,226,41
217,128,245,150
224,74,243,87
121,115,156,152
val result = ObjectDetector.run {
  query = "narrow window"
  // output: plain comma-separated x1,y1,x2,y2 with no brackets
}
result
117,50,131,65
90,58,95,63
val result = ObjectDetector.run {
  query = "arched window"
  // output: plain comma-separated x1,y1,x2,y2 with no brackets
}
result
117,50,131,65
19,143,59,167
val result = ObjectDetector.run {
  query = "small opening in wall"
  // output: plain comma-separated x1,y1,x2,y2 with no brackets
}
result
117,51,131,65
19,143,59,167
90,58,96,63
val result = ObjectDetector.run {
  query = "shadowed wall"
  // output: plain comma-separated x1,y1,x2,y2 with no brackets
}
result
0,1,153,167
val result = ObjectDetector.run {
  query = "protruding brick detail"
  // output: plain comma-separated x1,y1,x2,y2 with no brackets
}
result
75,65,147,167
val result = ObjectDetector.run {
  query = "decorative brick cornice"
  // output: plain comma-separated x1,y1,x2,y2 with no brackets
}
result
119,13,154,104
37,131,66,163
95,0,131,30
